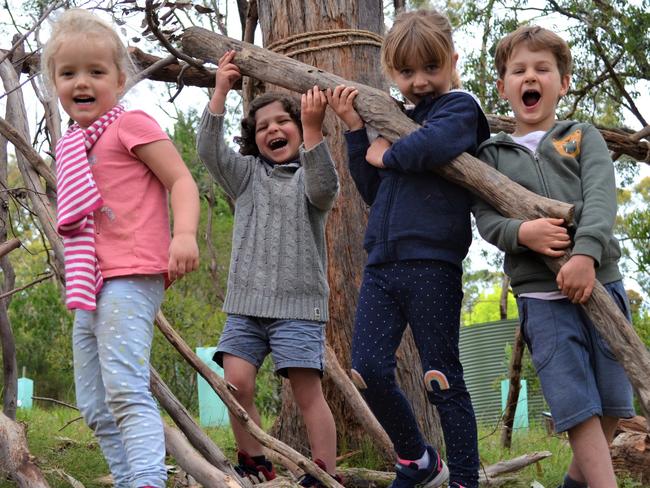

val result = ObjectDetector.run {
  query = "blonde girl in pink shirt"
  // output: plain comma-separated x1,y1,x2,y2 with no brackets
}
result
42,9,199,488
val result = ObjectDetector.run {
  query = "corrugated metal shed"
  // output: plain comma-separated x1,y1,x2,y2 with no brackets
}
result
459,319,547,425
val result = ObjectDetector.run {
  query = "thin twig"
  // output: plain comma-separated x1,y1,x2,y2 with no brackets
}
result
32,395,79,411
0,0,62,68
0,272,54,300
144,0,206,71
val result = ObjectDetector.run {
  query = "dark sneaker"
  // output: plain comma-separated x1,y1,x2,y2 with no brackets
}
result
235,450,276,483
389,445,449,488
298,458,344,487
449,483,467,488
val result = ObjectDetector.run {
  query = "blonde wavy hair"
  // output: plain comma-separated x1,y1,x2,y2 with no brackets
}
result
41,8,134,94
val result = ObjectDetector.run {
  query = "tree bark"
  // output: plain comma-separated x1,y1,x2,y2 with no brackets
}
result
181,28,650,427
0,411,50,487
0,108,18,420
611,431,650,483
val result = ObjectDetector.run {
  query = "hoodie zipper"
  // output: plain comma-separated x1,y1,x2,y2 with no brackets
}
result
482,136,553,199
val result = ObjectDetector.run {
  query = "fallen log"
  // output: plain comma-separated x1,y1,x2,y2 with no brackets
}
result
154,311,344,488
149,366,252,487
180,28,650,427
164,423,242,488
611,431,650,484
0,411,50,488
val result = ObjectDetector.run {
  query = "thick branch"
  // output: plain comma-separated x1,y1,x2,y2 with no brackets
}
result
4,45,647,162
0,116,56,189
0,239,20,259
181,28,574,223
164,423,242,488
149,367,251,486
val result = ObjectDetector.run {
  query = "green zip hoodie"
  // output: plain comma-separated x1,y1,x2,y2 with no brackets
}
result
472,120,622,294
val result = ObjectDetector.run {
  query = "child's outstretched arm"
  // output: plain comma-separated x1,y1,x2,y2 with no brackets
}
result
134,141,200,280
209,50,241,115
326,85,380,205
197,49,254,200
301,85,327,149
301,86,339,210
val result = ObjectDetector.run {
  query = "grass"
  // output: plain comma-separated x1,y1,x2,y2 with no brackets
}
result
1,407,644,488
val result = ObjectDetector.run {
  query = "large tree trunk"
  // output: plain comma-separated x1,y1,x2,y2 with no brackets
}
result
255,1,442,461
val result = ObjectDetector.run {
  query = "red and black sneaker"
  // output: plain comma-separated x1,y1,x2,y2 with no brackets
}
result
235,450,276,483
298,459,344,487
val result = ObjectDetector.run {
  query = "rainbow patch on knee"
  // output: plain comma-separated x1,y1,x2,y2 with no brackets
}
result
424,370,449,392
350,369,368,390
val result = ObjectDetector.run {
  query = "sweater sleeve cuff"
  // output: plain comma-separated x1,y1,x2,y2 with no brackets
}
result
199,105,225,132
572,235,603,266
344,128,370,149
300,139,330,162
505,219,529,254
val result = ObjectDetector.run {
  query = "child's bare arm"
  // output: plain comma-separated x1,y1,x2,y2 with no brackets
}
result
134,140,200,280
208,50,241,115
326,85,364,130
556,255,596,303
518,218,571,257
301,86,327,150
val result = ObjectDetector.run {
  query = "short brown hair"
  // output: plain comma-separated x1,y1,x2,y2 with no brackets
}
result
235,92,302,157
494,25,572,79
381,9,461,89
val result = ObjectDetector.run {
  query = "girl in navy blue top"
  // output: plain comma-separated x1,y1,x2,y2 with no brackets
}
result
327,8,489,488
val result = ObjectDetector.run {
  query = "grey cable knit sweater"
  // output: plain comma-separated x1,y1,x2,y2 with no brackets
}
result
197,107,339,321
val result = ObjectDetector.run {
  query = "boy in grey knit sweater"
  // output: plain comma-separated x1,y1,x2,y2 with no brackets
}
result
197,50,341,487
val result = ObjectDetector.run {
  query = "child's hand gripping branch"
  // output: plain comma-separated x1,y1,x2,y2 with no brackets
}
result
301,85,327,150
209,50,241,115
327,84,390,168
518,217,595,303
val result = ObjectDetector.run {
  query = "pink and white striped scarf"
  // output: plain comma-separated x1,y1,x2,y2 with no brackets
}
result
55,105,124,310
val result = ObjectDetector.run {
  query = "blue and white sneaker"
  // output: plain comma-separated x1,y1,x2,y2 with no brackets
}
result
389,446,449,488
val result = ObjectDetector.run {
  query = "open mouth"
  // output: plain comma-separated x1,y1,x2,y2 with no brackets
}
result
73,96,95,104
522,90,541,107
269,138,288,150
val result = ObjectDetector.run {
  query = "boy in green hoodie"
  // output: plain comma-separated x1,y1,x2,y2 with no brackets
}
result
472,25,634,488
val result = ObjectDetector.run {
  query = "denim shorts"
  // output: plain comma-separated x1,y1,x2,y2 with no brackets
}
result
516,280,635,433
214,314,325,377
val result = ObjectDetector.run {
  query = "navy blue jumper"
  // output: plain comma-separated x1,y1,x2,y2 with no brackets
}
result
346,91,490,488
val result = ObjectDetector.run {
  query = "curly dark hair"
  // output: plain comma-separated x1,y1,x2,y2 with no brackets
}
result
235,92,302,156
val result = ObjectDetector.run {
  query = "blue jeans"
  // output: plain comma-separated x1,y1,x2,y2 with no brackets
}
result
73,275,166,488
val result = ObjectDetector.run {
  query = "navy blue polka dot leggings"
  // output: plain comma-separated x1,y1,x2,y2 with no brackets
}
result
351,260,479,488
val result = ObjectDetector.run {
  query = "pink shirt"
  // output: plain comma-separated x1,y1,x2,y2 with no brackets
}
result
89,110,170,279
